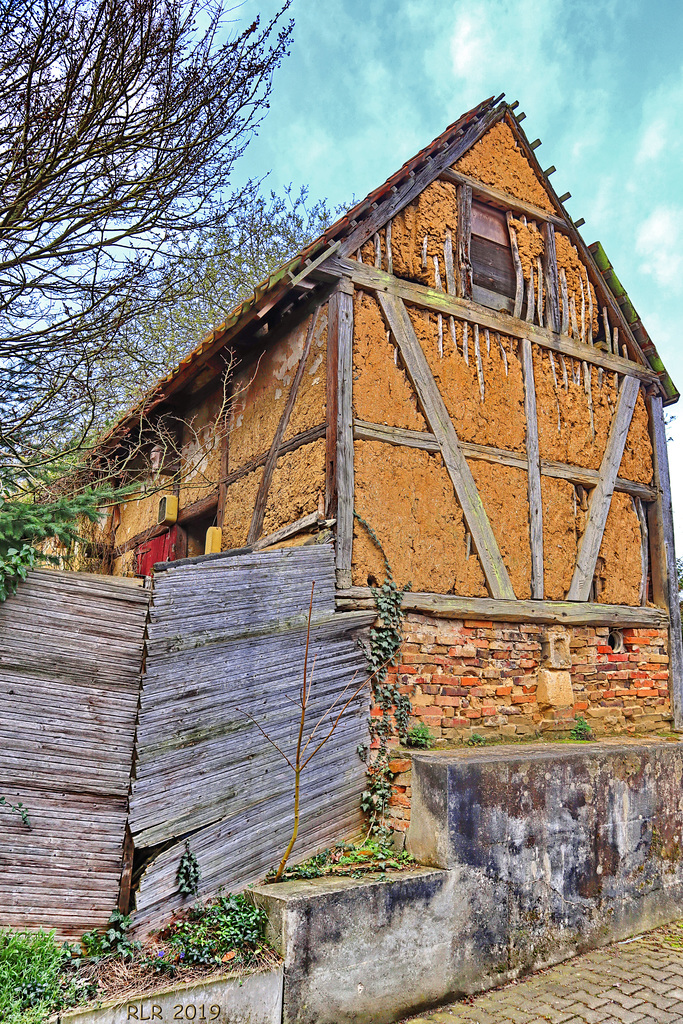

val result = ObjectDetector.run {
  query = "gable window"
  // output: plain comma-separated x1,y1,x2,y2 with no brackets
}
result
470,201,516,313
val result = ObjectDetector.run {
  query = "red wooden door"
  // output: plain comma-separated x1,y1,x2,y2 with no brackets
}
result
135,525,186,576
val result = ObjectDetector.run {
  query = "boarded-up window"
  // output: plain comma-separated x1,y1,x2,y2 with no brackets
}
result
471,201,515,312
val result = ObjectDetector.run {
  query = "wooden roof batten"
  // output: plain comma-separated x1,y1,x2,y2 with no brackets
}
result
96,94,677,457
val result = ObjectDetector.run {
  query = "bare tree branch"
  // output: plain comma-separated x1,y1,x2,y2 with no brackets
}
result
0,0,293,474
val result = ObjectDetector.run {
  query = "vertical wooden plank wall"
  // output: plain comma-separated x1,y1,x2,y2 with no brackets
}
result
0,570,149,938
128,545,373,933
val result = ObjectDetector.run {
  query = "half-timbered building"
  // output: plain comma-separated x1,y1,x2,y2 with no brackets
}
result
101,95,682,776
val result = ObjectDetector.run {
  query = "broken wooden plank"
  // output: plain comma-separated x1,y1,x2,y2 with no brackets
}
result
521,337,544,598
506,212,524,319
376,291,515,599
542,221,560,333
444,229,456,295
254,511,324,550
456,183,473,299
559,267,569,335
567,375,641,601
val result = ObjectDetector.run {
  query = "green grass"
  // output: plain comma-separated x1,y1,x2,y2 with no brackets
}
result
0,928,74,1023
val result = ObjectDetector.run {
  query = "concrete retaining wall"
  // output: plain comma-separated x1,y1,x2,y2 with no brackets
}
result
254,740,683,1024
253,870,459,1024
57,967,283,1024
409,741,683,970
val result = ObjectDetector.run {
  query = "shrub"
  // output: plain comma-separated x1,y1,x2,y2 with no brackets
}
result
159,894,267,967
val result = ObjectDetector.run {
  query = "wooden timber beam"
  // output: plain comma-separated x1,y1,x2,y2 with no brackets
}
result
647,394,683,729
339,102,505,258
567,375,641,601
352,419,656,502
335,586,669,629
325,282,341,516
520,338,544,598
440,166,566,230
377,291,515,600
246,309,321,545
314,256,659,385
224,424,326,489
330,283,355,588
215,369,232,529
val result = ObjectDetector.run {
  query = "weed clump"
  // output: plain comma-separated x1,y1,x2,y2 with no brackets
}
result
405,723,434,749
570,715,594,741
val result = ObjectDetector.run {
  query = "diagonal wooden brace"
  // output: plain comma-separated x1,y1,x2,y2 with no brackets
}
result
377,291,515,600
567,374,640,601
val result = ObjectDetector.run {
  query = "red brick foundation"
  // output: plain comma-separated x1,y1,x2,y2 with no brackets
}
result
382,613,673,836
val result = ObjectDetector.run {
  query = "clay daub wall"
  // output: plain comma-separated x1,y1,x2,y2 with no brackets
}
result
347,118,654,607
221,305,329,548
228,306,328,472
351,295,653,605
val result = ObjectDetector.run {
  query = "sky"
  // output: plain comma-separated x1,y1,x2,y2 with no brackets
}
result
233,0,683,549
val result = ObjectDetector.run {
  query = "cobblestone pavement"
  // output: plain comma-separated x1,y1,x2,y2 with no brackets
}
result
403,921,683,1024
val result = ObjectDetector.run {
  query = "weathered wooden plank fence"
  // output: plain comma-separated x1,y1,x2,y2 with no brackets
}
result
0,547,374,938
129,544,374,933
0,570,149,937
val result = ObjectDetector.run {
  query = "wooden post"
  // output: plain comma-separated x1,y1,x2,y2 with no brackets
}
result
567,375,640,601
647,394,683,730
331,282,355,589
521,338,544,598
216,373,232,529
542,221,560,333
325,292,340,517
117,823,135,914
456,183,473,299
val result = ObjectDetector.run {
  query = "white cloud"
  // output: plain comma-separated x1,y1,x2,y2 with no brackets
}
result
636,206,683,290
636,116,668,164
449,12,491,83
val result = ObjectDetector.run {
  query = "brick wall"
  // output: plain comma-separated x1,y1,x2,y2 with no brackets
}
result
383,612,672,837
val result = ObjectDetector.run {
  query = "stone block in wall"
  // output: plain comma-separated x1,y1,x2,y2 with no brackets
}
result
536,667,574,708
540,628,572,669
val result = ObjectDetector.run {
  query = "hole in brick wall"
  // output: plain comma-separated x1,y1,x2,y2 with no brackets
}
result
608,629,624,654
